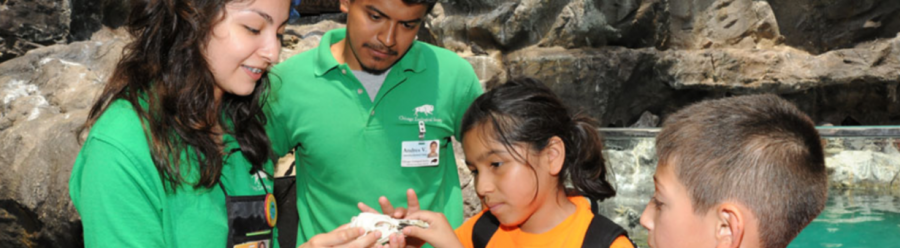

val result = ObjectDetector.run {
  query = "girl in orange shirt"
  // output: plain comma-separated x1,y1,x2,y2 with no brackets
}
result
401,77,636,248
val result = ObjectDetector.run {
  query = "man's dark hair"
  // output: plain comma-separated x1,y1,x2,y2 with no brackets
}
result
656,94,827,248
351,0,438,14
403,0,437,13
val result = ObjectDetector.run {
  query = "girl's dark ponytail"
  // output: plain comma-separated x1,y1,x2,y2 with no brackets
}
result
461,77,616,201
565,115,616,201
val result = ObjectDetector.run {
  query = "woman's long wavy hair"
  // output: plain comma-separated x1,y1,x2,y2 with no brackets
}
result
81,0,273,191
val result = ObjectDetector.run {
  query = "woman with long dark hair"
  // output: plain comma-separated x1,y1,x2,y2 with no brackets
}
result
69,0,289,246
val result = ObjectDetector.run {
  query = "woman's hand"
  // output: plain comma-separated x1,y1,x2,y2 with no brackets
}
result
298,225,381,248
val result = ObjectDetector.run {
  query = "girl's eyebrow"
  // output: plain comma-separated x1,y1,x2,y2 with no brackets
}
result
465,149,510,165
246,9,289,27
477,149,509,161
246,9,273,24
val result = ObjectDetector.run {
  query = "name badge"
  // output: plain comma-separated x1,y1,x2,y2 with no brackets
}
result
401,139,440,167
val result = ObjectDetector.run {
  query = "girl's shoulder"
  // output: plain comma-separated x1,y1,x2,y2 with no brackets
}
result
86,99,151,151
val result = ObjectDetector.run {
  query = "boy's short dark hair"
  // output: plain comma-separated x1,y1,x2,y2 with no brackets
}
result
656,94,827,248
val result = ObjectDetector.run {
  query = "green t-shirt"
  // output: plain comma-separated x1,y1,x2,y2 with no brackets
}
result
266,28,483,243
69,99,277,247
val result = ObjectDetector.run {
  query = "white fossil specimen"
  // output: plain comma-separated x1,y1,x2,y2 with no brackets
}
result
349,212,430,244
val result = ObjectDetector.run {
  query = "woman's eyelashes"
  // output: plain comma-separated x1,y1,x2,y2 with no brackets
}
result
244,25,261,35
244,24,285,42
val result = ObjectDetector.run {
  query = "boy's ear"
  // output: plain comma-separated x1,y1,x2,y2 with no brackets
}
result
542,136,566,176
714,203,746,248
340,0,351,13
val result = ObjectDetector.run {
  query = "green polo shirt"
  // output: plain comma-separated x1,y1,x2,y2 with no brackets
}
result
69,99,278,247
266,28,482,243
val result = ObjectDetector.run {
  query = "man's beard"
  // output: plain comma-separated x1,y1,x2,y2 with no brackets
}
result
348,34,401,75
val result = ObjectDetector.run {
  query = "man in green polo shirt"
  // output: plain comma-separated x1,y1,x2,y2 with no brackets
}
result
266,0,483,245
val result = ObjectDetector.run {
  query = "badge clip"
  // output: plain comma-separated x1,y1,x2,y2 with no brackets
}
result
418,121,426,142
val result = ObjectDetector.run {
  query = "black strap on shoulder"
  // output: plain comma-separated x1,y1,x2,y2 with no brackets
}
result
582,198,633,248
581,214,629,247
472,199,635,248
472,211,501,248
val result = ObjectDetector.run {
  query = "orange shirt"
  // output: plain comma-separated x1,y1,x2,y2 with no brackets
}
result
454,196,634,248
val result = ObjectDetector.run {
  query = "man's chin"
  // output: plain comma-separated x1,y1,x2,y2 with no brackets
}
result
360,63,391,75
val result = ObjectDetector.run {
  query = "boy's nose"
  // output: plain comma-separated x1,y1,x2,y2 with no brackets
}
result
639,202,655,231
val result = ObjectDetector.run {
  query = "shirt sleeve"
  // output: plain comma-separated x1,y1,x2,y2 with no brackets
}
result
453,63,485,140
609,235,636,248
70,137,166,247
263,75,292,158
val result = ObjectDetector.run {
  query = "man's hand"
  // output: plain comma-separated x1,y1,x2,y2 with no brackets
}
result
357,189,420,219
357,189,425,248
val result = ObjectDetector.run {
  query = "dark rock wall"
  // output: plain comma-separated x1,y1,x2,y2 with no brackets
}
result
430,0,900,127
0,0,70,62
0,0,130,63
769,0,900,54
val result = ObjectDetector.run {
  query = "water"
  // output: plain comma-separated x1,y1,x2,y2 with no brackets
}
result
789,190,900,248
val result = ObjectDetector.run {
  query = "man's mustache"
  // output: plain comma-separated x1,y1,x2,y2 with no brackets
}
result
363,42,398,56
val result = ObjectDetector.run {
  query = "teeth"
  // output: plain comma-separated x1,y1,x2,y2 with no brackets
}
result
244,65,263,74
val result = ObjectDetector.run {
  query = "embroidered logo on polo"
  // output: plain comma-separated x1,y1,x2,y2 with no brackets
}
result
399,104,442,123
414,104,434,116
251,172,268,191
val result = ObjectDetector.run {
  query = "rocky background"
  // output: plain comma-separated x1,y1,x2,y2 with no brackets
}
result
3,0,900,247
